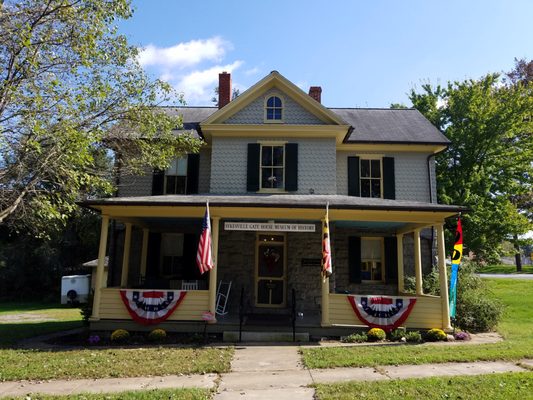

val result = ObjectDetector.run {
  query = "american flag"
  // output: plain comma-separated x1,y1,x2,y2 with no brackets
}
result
196,204,214,274
322,204,332,278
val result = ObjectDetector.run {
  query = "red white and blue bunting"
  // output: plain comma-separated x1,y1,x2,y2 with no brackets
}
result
347,295,417,332
120,290,187,325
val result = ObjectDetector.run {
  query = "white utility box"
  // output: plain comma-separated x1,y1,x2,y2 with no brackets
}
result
61,274,91,304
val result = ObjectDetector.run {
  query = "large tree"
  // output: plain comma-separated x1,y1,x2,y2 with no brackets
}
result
409,67,533,262
0,0,201,235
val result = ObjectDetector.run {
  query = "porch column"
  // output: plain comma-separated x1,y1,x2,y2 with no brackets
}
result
396,233,405,293
91,215,109,320
139,228,149,283
437,224,452,330
120,223,132,288
208,217,220,322
414,228,423,295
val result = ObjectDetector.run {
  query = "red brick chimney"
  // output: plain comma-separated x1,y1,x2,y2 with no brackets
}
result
218,72,231,109
308,86,322,103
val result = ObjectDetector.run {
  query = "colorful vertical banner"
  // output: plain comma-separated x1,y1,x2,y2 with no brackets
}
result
449,217,463,318
322,203,333,279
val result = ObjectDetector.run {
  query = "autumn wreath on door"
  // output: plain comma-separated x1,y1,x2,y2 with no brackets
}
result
347,295,417,332
120,290,187,325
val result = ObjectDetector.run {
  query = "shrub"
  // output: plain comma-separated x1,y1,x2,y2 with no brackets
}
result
110,329,130,344
367,328,386,342
148,328,167,343
454,261,503,332
406,261,503,333
425,328,447,342
405,331,422,343
389,328,406,342
341,332,367,343
454,331,471,341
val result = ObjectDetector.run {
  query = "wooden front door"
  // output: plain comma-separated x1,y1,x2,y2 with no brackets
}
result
255,234,286,307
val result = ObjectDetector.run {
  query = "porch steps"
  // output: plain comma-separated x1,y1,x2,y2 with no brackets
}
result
223,331,309,342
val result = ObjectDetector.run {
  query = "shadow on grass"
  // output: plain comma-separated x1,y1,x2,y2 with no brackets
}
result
0,320,83,348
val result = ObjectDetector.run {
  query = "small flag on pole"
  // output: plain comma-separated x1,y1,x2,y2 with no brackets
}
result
322,203,333,279
196,203,214,274
449,217,463,318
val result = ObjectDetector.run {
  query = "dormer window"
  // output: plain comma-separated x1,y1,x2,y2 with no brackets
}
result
265,95,283,122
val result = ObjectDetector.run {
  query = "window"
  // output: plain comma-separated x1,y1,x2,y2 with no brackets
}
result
265,96,283,121
361,238,384,281
165,157,187,194
261,145,284,189
360,158,382,198
160,233,184,276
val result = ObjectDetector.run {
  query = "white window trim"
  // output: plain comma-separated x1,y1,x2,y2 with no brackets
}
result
258,142,286,193
359,157,383,199
164,156,188,195
264,94,284,123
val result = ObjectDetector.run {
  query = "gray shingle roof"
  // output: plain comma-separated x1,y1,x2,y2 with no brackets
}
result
165,106,449,145
82,194,464,213
330,108,450,144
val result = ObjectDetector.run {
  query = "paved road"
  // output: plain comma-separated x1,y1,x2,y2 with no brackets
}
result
479,273,533,280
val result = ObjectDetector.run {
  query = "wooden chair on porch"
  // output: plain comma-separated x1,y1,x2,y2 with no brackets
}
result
216,280,232,316
181,280,199,290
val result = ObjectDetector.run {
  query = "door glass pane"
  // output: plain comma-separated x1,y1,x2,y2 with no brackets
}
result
258,244,284,277
270,280,284,304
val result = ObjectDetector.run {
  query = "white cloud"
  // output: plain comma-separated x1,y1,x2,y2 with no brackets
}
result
244,67,260,76
138,36,230,69
176,61,243,104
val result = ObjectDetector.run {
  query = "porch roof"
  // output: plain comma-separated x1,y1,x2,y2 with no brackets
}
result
82,194,464,214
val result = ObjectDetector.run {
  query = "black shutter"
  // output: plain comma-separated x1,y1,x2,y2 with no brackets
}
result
384,237,398,284
285,143,298,191
146,232,161,279
383,157,395,200
348,236,361,283
186,154,200,194
348,157,360,196
183,234,202,279
152,169,165,195
247,143,260,192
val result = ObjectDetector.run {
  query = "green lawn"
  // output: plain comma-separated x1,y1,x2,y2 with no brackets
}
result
314,372,533,400
0,301,233,381
3,388,211,400
0,302,84,347
302,279,533,368
478,264,533,274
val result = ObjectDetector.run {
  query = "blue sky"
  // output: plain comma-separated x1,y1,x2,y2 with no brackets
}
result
120,0,532,107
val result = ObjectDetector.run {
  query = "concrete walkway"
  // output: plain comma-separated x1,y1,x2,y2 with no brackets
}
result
0,345,532,399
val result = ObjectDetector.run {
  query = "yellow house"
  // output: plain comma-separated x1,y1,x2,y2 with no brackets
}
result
83,71,463,339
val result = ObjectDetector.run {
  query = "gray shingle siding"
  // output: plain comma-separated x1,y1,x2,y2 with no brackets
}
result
198,148,211,193
117,167,153,197
210,137,336,194
336,151,433,202
225,89,325,125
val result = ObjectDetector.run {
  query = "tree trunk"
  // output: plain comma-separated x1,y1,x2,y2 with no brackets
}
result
514,234,522,272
